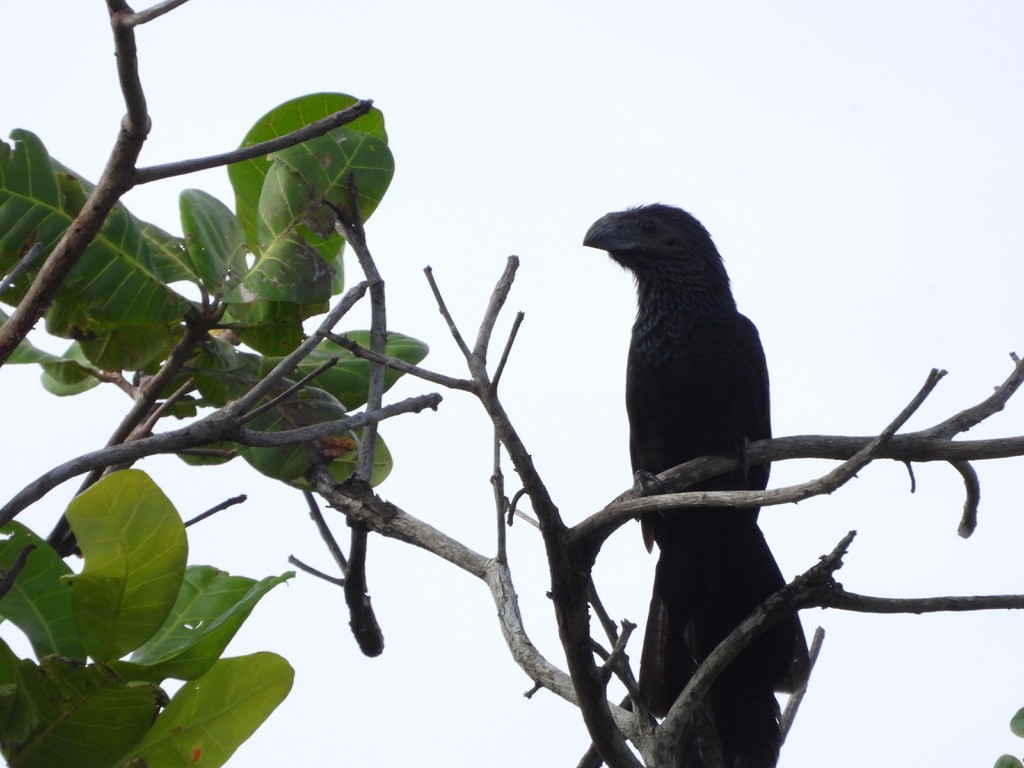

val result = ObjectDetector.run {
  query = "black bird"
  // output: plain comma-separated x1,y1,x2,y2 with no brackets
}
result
584,204,808,767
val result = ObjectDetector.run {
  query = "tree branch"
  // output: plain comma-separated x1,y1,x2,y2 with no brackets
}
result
133,99,375,185
1,393,440,526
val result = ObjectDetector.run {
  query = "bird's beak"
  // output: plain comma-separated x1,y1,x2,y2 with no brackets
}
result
582,212,624,251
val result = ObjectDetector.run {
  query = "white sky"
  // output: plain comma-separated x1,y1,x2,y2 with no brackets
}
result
3,2,1024,766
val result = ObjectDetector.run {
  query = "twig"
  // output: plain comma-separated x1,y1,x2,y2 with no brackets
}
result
0,243,44,295
133,100,376,184
229,280,368,415
575,369,950,548
107,0,150,135
121,0,191,26
922,352,1024,439
2,393,441,526
472,255,520,375
302,491,347,572
600,621,636,682
492,311,525,390
952,460,981,538
424,266,473,362
242,357,339,423
330,178,386,659
817,586,1024,614
183,494,248,528
327,333,474,392
287,555,345,587
492,433,510,564
131,378,196,439
779,626,825,742
0,545,36,602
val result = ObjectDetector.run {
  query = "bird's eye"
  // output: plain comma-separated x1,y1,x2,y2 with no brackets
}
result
640,220,657,234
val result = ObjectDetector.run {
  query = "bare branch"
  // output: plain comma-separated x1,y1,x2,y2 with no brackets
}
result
122,0,190,26
922,352,1024,439
0,545,36,602
329,179,388,658
133,100,376,184
287,555,345,587
183,494,248,528
779,626,825,742
302,491,348,573
473,255,520,374
424,266,473,362
227,281,368,415
818,586,1024,614
492,310,525,390
327,333,474,392
242,357,339,423
953,460,981,538
577,369,947,548
107,0,150,135
0,243,44,294
1,393,440,526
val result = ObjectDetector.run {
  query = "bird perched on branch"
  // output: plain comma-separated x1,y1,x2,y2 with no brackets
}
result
584,204,808,767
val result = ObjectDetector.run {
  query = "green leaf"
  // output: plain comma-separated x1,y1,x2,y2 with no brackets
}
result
128,566,293,681
0,637,17,732
139,221,194,287
228,92,387,251
994,756,1024,768
0,310,100,396
0,657,163,768
0,523,85,660
0,131,191,334
39,341,101,396
229,126,394,308
1011,707,1024,738
224,299,313,356
179,189,248,296
229,157,339,304
64,470,188,661
78,322,181,371
119,652,293,768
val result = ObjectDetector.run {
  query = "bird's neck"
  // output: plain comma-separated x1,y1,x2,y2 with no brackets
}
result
631,272,737,364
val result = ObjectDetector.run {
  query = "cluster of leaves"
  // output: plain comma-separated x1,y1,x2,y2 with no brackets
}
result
995,709,1024,768
0,470,293,767
0,94,427,766
0,92,427,485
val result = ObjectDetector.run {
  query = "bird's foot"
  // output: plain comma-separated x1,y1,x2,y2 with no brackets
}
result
633,469,664,496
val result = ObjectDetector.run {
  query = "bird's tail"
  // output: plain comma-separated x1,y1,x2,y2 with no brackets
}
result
638,511,808,767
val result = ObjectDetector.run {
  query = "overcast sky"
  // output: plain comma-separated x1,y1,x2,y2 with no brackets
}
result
3,2,1024,766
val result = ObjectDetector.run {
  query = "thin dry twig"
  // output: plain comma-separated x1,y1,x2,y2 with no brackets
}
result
242,357,339,423
0,545,36,602
952,460,981,538
492,310,525,389
133,100,376,184
779,626,825,741
302,491,348,574
121,0,192,27
424,266,473,362
327,333,474,392
287,555,345,587
0,243,44,295
183,494,248,528
2,393,440,527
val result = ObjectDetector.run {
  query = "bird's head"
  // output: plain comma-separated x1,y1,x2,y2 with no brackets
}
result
583,204,728,284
